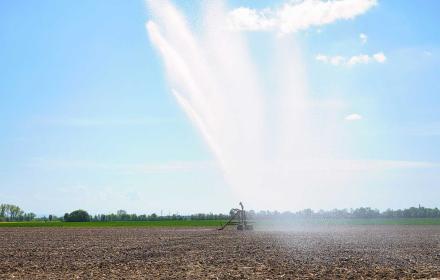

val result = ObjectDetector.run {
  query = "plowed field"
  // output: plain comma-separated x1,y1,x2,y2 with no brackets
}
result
1,226,440,279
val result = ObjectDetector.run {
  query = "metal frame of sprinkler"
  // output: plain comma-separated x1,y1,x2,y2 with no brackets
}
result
219,202,254,231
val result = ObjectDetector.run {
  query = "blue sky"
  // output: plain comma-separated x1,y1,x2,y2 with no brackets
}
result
1,0,439,215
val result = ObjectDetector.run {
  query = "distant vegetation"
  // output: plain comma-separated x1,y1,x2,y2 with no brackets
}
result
1,203,440,224
89,210,229,222
0,204,36,222
63,209,90,222
0,220,226,228
251,206,440,219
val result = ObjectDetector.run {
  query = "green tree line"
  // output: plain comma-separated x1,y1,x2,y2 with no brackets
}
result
89,210,229,222
2,203,440,222
252,206,440,219
0,204,36,222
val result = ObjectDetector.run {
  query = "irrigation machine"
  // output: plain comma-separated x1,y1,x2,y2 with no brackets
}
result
219,202,254,231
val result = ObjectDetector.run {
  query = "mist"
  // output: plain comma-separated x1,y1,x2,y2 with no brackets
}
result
146,0,434,211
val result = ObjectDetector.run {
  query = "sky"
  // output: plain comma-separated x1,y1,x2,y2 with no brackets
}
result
1,0,439,215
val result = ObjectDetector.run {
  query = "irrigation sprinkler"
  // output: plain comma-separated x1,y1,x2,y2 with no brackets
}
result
219,202,254,231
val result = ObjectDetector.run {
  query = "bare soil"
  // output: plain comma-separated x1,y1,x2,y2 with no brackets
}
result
1,225,440,279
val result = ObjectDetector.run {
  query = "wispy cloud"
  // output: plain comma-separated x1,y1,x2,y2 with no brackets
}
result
359,33,368,44
316,54,345,66
28,158,213,174
315,52,386,66
401,122,440,137
32,117,173,127
347,54,372,65
277,159,437,172
424,50,432,56
303,159,437,172
29,157,437,174
372,52,386,63
345,113,363,121
227,0,377,34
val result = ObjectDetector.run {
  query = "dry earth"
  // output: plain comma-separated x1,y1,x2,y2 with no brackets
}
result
1,225,440,279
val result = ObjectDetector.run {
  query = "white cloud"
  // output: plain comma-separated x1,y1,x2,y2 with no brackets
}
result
316,52,386,66
359,33,367,44
228,0,378,34
372,52,386,63
330,55,345,66
315,54,329,63
227,7,274,31
345,113,363,121
347,54,370,65
315,54,346,66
